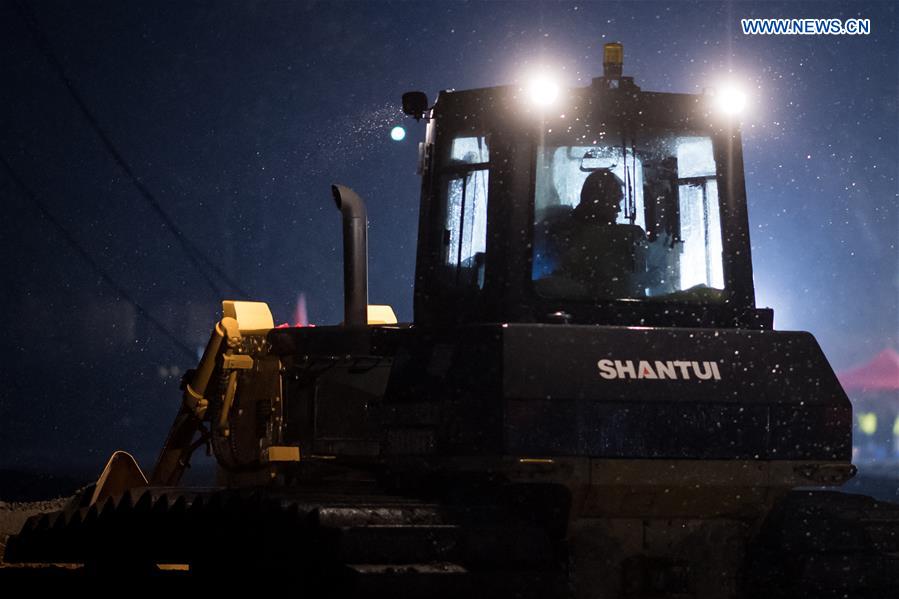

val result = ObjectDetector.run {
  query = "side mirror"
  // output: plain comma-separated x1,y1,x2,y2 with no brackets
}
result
402,91,429,120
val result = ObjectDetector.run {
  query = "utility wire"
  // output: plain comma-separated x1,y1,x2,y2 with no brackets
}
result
0,151,198,362
12,0,250,299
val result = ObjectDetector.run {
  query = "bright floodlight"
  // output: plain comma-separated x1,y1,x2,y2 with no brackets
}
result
527,75,560,107
390,126,406,141
714,85,748,116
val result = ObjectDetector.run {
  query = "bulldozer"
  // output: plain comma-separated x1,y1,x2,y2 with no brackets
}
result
6,43,899,597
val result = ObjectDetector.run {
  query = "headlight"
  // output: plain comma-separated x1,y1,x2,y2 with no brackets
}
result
390,126,406,141
527,74,561,107
707,84,748,116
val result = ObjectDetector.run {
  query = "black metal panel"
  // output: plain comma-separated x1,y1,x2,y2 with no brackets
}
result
500,324,851,461
501,325,845,405
505,400,770,459
273,325,403,456
264,322,851,463
382,326,505,455
504,400,849,460
267,323,409,357
769,405,853,460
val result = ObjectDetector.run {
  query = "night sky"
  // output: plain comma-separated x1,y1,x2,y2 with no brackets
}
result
0,1,896,476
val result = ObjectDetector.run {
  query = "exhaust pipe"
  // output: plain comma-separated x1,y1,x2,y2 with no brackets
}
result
331,184,368,327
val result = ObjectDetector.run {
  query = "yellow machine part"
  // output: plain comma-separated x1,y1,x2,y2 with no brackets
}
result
367,305,397,325
223,300,274,332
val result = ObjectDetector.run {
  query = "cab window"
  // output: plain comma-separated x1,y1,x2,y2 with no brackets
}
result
532,129,725,301
439,135,489,289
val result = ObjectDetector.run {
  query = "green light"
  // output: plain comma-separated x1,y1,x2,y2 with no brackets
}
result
858,412,877,435
390,126,406,141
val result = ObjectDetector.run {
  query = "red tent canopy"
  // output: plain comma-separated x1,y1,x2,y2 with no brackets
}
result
837,348,899,393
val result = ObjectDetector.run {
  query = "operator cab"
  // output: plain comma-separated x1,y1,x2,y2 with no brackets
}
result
406,43,771,329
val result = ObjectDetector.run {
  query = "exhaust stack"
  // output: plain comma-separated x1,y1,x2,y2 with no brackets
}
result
331,184,368,327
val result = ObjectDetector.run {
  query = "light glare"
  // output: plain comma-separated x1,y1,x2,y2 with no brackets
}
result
390,126,406,141
714,85,748,115
527,75,560,107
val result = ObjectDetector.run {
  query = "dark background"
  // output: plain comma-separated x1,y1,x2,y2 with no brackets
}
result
0,1,895,483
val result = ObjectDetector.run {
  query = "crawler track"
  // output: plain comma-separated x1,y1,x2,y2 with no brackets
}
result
4,486,568,596
744,490,899,598
9,486,899,597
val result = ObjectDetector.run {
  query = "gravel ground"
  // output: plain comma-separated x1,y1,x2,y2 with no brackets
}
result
0,498,70,565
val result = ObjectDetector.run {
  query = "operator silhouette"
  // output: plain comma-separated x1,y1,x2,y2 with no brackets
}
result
558,169,647,298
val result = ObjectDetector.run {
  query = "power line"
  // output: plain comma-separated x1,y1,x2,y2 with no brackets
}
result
0,151,198,362
12,0,250,299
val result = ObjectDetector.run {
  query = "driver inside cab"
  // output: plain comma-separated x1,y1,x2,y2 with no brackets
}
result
537,169,647,299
